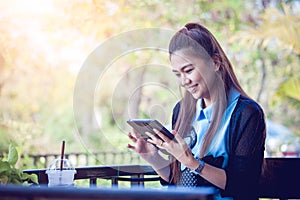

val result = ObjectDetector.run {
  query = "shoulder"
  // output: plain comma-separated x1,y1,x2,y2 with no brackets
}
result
234,95,264,116
230,95,266,134
172,101,181,114
228,96,266,154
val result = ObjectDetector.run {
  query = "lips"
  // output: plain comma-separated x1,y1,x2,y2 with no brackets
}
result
188,84,198,93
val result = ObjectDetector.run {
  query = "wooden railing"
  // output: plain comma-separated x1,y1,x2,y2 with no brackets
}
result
23,157,300,200
23,151,141,168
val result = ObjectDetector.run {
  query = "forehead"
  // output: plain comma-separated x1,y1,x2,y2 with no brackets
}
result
170,49,205,69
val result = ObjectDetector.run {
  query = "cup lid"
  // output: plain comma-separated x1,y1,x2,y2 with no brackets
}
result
46,158,75,171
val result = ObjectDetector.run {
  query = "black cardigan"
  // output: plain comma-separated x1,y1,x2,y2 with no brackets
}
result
169,95,266,200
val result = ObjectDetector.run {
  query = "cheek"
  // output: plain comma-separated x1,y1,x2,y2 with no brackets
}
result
203,71,217,89
175,75,185,87
177,77,182,86
191,71,205,83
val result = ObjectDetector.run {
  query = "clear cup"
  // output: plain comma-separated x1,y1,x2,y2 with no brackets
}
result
46,158,76,186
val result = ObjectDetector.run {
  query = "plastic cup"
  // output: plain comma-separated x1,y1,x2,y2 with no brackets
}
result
46,158,76,187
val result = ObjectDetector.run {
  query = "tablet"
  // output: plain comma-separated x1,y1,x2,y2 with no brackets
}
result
127,119,174,141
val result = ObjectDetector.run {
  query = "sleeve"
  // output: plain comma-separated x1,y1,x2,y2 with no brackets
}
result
171,101,181,129
159,171,174,186
222,100,266,200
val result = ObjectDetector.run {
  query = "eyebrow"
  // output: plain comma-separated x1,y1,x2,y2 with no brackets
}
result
172,63,193,72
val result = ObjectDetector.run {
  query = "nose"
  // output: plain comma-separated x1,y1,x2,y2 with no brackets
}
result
180,75,190,86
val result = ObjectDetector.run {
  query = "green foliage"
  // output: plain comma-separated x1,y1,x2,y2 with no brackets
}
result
230,3,300,55
0,0,299,160
0,119,43,155
275,75,300,108
0,144,38,185
281,77,300,101
229,1,300,133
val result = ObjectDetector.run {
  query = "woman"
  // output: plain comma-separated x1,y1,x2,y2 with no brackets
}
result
127,23,266,200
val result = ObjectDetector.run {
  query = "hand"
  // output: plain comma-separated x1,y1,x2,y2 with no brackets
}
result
127,129,159,162
128,129,171,180
148,129,195,168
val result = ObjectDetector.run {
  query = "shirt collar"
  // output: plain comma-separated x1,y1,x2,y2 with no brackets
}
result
195,99,213,122
195,88,240,122
228,88,240,106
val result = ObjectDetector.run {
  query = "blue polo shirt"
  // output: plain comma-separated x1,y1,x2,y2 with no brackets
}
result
181,88,240,171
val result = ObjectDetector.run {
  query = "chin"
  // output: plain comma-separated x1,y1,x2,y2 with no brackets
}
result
191,93,201,99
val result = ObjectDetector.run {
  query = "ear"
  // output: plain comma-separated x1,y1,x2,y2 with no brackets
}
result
212,54,221,72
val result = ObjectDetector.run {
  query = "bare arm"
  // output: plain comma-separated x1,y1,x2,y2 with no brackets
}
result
145,153,171,182
187,157,226,189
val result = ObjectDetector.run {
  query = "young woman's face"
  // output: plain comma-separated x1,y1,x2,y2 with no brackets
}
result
170,49,217,105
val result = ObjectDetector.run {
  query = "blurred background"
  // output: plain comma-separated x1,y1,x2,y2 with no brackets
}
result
0,0,299,169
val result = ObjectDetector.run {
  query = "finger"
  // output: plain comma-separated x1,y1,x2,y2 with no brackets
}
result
156,144,165,149
147,137,162,145
145,133,162,148
153,129,170,143
159,141,167,149
148,139,165,149
144,131,158,141
127,143,135,150
128,132,137,143
146,138,155,145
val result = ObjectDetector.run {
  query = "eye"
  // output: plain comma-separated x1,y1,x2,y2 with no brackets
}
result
184,68,194,74
173,71,181,77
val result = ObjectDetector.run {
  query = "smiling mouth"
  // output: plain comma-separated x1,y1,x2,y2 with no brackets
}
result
188,84,198,93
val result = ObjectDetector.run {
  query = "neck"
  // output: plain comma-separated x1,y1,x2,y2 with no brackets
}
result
202,98,212,108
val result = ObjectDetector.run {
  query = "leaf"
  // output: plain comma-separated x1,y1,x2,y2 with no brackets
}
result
11,168,22,180
0,144,39,185
11,177,21,184
0,161,11,174
276,76,300,102
30,175,39,184
22,173,39,184
8,144,18,166
22,181,30,186
21,173,29,179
